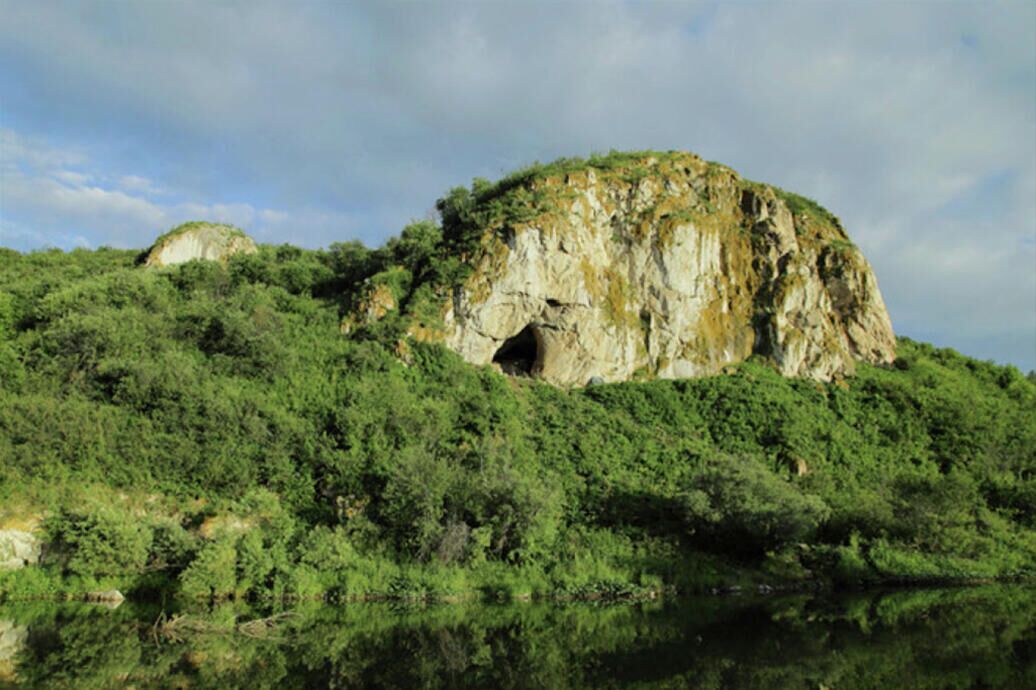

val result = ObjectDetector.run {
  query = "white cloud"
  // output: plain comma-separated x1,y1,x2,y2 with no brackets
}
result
0,127,302,250
117,175,166,196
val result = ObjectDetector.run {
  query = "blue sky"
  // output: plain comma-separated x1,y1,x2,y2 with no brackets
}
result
1,1,1034,370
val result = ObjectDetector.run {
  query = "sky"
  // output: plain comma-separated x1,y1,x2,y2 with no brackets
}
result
1,1,1034,371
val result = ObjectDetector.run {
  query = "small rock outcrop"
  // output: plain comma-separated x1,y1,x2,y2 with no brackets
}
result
144,222,257,267
0,529,40,571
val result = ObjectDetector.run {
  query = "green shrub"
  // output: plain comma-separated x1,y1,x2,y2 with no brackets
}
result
679,454,831,558
147,517,198,573
48,507,153,577
1,172,1034,597
178,536,239,599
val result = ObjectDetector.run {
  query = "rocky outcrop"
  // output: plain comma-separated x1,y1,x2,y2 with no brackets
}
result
144,222,258,267
340,279,400,335
431,152,894,385
0,529,40,571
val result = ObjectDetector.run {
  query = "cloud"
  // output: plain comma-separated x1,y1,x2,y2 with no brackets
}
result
0,127,338,251
117,175,165,196
0,1,1032,368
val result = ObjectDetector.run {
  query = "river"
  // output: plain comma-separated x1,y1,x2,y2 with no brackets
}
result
1,585,1033,688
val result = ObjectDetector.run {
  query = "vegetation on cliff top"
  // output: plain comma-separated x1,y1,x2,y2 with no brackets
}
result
1,230,1034,601
435,150,844,261
146,221,249,254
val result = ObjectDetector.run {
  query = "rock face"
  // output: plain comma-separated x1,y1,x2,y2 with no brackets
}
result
0,529,40,571
144,222,258,267
436,152,895,385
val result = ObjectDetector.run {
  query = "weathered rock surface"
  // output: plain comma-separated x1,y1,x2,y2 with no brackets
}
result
144,222,257,267
341,281,399,335
0,529,40,571
435,153,894,385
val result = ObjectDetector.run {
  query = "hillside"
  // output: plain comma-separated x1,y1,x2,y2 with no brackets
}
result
1,152,1035,602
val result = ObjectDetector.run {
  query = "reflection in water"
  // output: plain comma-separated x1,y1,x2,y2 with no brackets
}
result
0,619,27,684
0,586,1034,689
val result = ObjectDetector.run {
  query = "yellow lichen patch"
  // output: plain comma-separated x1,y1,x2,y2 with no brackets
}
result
395,338,413,363
186,650,209,668
462,229,515,306
363,283,396,321
0,515,41,532
684,297,755,369
198,515,253,540
789,457,810,476
466,275,494,307
0,659,17,683
406,321,443,344
602,268,639,330
580,257,602,300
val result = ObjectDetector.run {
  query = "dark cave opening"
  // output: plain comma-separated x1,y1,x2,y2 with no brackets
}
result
493,325,540,376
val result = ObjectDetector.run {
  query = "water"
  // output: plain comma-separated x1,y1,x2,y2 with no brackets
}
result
1,586,1034,689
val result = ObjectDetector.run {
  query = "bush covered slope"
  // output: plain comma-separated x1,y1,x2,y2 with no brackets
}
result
3,144,1036,600
1,236,1034,601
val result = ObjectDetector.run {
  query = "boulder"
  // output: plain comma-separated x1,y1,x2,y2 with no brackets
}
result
0,529,40,571
144,222,258,267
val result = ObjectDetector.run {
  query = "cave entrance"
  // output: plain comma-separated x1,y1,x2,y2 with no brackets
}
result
493,325,540,376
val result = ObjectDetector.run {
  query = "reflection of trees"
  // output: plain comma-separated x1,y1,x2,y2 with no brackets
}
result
0,619,27,684
4,587,1036,689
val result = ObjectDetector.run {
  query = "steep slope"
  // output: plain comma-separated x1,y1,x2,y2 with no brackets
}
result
1,235,1034,602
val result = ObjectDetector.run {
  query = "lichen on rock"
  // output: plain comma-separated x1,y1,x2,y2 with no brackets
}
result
351,151,896,386
144,222,258,267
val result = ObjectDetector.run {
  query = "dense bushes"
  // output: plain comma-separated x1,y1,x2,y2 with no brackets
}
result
47,507,153,577
680,454,831,557
1,240,1035,600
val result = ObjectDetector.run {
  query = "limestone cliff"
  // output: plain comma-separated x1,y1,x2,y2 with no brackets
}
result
361,151,896,385
144,222,257,267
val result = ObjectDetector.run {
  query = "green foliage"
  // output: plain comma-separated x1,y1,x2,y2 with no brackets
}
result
770,187,842,226
147,517,197,573
47,506,152,578
179,537,239,599
148,220,247,251
1,199,1034,599
828,238,856,253
680,454,831,557
9,586,1036,689
434,150,681,262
